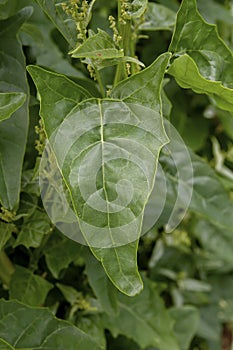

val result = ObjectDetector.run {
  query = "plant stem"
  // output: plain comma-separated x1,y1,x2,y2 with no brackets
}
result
95,69,105,97
0,251,15,286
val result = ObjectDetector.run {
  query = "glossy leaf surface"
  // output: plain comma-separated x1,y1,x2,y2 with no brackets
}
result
168,0,233,112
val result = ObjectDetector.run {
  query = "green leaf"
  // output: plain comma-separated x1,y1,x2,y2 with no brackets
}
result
9,265,53,306
139,3,176,31
44,232,83,278
193,220,233,265
77,315,106,350
0,222,14,250
26,65,92,133
111,52,171,110
167,54,233,112
14,210,51,249
160,148,233,232
28,54,169,296
168,0,233,112
0,7,32,209
0,299,103,350
84,251,118,315
71,29,124,59
0,338,13,349
102,277,179,350
0,92,26,122
35,0,77,47
169,306,199,350
127,0,148,18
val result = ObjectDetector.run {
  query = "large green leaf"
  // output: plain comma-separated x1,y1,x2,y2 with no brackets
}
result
0,7,32,209
0,92,26,122
168,0,233,112
0,299,103,349
102,277,179,350
9,265,53,306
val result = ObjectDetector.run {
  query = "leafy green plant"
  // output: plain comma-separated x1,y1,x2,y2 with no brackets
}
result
0,0,233,349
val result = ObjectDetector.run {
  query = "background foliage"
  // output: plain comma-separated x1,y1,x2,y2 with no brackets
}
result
0,0,233,349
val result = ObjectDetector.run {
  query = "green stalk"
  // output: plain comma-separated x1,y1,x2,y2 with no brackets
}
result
95,69,105,97
0,251,15,286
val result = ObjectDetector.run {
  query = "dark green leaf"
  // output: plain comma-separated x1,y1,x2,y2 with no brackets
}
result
0,92,26,122
9,265,53,306
0,299,103,349
84,251,118,315
14,210,51,249
0,7,32,209
102,277,179,350
0,222,14,250
44,233,82,278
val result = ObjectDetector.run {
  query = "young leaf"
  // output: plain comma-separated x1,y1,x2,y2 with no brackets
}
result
168,0,233,112
0,7,32,209
71,29,124,59
0,222,15,250
9,265,53,306
139,3,176,31
0,299,103,350
127,0,148,18
102,277,179,350
0,92,26,122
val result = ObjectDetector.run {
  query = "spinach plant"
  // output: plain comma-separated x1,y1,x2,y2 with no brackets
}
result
0,0,233,349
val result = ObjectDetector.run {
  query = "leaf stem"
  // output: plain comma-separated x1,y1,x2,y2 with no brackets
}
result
0,251,15,286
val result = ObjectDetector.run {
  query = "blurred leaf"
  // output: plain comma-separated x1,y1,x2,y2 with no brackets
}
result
71,29,124,59
102,277,179,350
9,265,53,306
0,299,103,349
193,220,233,265
169,306,199,350
77,315,106,350
140,3,176,31
0,92,26,122
14,210,51,249
197,0,233,26
0,7,32,209
0,222,15,250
